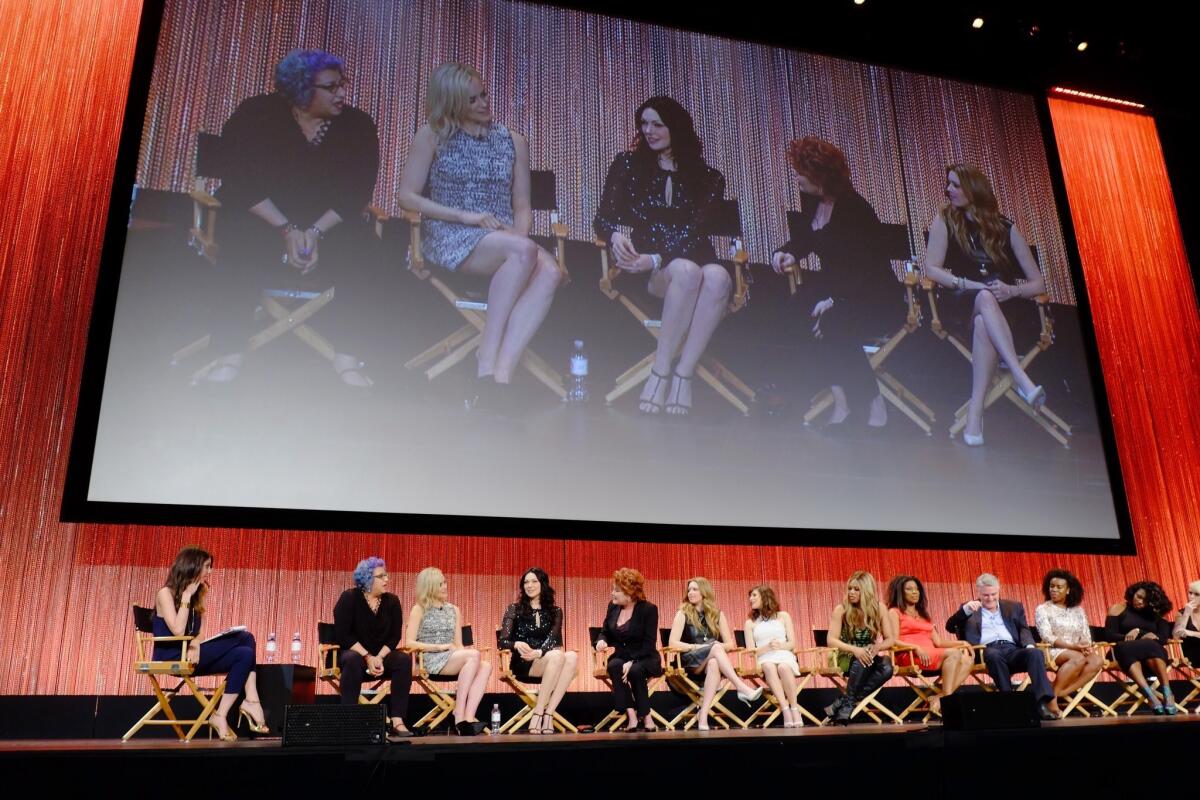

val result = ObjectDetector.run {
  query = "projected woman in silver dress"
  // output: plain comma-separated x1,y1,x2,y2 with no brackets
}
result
593,96,729,416
398,63,562,404
922,165,1047,446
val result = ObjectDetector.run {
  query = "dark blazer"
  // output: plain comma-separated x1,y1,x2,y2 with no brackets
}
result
946,599,1035,647
601,600,660,662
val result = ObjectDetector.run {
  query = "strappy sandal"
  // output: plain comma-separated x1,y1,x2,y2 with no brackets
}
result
665,371,693,417
540,712,555,734
639,369,669,414
528,711,545,734
333,353,374,388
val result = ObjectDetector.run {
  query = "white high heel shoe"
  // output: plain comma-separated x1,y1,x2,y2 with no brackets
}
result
1017,384,1046,411
963,429,984,446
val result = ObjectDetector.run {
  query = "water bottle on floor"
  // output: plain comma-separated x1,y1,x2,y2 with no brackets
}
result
491,703,502,734
567,340,589,403
265,632,278,664
290,631,302,663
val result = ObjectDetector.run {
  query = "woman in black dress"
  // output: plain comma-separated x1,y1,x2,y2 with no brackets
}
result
207,48,380,386
593,97,728,416
497,567,577,734
332,557,414,739
1173,580,1200,667
921,164,1047,445
1105,581,1179,714
771,137,899,431
594,568,662,731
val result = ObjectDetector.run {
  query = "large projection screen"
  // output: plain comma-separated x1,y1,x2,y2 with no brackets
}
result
68,0,1131,552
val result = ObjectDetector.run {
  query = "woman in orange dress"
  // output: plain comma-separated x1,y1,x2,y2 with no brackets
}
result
887,574,972,715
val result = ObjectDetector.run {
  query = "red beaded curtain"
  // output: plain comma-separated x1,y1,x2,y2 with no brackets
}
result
1,0,1198,696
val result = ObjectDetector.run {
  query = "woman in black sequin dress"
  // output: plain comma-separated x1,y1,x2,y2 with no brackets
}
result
497,568,577,734
922,165,1048,446
593,97,729,416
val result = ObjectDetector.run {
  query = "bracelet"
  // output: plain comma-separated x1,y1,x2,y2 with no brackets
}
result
955,276,966,291
307,225,325,240
650,253,662,273
278,222,299,237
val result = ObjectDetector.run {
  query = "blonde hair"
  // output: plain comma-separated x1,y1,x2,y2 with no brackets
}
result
426,62,483,142
679,577,721,636
415,566,446,610
842,570,884,637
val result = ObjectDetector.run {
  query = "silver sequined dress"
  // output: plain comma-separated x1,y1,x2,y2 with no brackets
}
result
416,603,457,674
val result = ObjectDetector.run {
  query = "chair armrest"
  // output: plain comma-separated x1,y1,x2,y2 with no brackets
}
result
365,205,387,223
145,635,196,643
400,209,421,224
189,190,220,209
595,238,620,297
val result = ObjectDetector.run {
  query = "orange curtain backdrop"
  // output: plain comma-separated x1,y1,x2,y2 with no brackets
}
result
1,0,1199,696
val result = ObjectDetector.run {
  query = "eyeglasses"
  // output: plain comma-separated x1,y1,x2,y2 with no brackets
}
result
314,79,349,93
373,572,389,581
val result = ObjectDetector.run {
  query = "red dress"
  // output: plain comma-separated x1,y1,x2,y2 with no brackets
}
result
894,612,944,670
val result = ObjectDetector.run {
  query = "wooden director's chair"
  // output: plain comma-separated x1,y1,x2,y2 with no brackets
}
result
1169,638,1200,713
401,169,568,399
660,628,747,730
791,219,936,435
123,604,228,741
411,624,489,733
732,629,824,728
1088,625,1168,716
890,641,980,722
177,131,387,382
588,626,673,731
316,622,391,706
494,629,578,734
922,244,1072,447
811,629,903,724
596,198,757,415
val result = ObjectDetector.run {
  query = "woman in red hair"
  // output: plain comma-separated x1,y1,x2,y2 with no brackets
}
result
922,165,1047,446
594,568,663,731
771,137,901,433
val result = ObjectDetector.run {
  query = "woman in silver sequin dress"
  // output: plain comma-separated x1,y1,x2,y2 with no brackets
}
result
666,577,762,730
398,63,562,397
405,567,493,735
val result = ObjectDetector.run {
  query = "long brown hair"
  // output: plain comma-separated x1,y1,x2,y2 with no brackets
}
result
679,577,721,634
749,585,780,621
943,164,1011,268
842,570,884,637
165,546,212,615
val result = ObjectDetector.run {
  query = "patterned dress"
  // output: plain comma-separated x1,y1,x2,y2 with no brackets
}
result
1034,601,1092,661
422,123,516,270
416,603,458,675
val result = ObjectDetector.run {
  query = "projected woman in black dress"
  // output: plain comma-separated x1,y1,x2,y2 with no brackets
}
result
593,97,728,416
922,165,1047,445
210,48,380,387
771,137,899,431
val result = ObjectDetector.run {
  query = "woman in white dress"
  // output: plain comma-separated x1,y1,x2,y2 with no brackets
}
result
745,585,803,728
1034,569,1103,711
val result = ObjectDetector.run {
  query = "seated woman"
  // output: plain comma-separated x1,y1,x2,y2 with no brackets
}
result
886,575,971,715
744,585,804,728
667,577,762,730
332,557,413,740
1105,581,1178,714
153,546,268,740
595,568,662,731
827,570,895,724
771,137,900,431
497,567,578,734
921,164,1047,445
1173,580,1200,667
1034,569,1103,713
210,48,380,386
398,62,561,405
405,567,493,735
593,96,729,416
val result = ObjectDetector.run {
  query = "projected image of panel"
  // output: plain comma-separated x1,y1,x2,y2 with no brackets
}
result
75,0,1127,548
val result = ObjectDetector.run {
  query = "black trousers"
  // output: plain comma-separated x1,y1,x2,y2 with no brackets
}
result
845,654,894,699
982,641,1053,702
607,655,663,719
339,650,413,718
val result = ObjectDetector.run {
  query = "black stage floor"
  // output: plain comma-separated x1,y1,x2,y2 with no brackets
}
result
4,715,1197,791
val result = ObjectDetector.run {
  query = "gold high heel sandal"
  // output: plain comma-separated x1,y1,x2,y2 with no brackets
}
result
210,712,237,742
238,700,270,734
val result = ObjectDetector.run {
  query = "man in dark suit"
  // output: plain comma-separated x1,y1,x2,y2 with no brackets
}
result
947,573,1060,720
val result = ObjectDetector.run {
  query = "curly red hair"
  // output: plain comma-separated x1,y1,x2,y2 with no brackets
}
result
787,136,852,197
612,567,647,602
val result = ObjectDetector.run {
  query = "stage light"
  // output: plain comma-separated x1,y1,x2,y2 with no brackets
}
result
853,0,865,5
972,17,984,29
1077,41,1088,52
1051,87,1145,110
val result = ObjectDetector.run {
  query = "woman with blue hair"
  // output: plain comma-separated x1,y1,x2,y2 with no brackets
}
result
333,557,414,739
206,48,381,387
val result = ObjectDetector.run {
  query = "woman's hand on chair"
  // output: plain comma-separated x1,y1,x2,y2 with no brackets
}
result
915,647,931,667
610,232,637,264
186,643,199,662
771,251,796,275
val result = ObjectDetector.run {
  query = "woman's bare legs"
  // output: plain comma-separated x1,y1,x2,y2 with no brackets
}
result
694,642,756,727
459,232,561,383
965,291,1040,437
435,648,492,722
527,649,579,726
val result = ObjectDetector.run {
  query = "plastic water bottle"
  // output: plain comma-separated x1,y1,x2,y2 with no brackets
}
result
567,340,588,403
265,632,278,664
490,703,502,734
290,631,302,663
